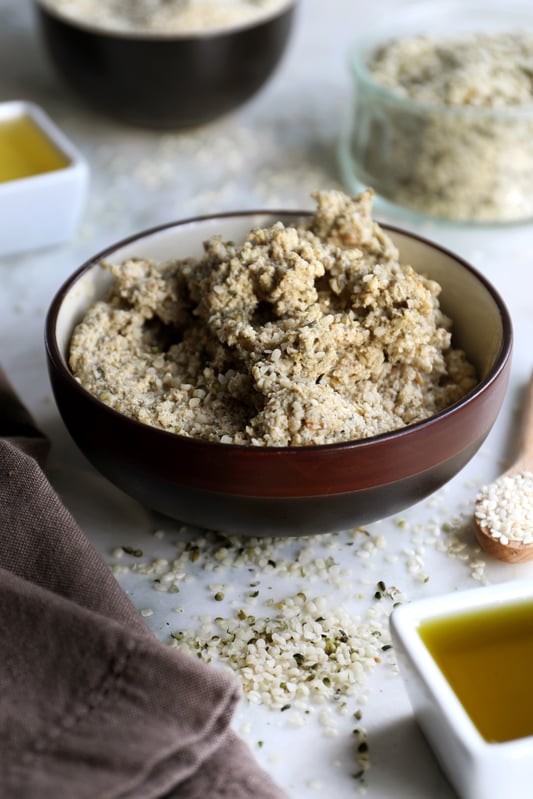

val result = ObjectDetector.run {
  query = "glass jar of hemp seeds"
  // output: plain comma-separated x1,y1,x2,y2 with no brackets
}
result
339,1,533,224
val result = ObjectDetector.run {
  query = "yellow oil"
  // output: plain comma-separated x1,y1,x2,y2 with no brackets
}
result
419,601,533,743
0,114,69,183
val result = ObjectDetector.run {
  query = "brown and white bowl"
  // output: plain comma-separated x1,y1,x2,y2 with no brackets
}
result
35,0,297,128
45,212,512,536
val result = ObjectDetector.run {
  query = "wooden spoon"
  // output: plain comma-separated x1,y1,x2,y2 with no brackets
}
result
474,372,533,563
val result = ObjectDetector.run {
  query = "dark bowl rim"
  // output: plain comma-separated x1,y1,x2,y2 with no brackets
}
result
45,209,513,458
35,0,298,42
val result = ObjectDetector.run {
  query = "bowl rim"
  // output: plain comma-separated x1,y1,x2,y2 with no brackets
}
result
45,208,513,464
35,0,297,42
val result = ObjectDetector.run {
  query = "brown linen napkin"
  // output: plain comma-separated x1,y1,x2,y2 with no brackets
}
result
0,370,287,799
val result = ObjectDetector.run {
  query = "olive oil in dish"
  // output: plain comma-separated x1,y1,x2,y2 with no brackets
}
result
419,601,533,743
0,113,68,183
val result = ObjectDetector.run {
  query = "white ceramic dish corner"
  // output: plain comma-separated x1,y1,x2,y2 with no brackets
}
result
390,580,533,799
0,100,89,257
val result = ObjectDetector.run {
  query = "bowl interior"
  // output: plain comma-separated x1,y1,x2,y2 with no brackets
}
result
54,214,506,388
37,0,296,39
389,228,503,380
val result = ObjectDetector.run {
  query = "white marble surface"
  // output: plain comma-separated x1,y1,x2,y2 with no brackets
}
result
2,1,533,797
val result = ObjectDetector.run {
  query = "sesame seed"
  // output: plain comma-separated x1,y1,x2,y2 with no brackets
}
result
474,471,533,544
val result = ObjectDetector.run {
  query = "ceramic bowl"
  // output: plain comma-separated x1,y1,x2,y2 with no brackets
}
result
34,0,297,128
0,100,88,256
45,211,512,536
339,0,533,223
390,580,533,799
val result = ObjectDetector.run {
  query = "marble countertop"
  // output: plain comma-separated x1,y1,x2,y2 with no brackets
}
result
2,2,533,796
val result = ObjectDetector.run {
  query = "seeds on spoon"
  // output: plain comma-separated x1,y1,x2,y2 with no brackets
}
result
474,471,533,546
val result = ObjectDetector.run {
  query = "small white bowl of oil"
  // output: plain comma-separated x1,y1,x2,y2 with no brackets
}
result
390,580,533,799
0,100,88,256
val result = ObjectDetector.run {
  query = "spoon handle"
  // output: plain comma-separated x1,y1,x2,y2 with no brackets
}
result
515,371,533,471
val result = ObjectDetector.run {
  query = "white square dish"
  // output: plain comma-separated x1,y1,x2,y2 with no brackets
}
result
390,580,533,799
0,100,88,256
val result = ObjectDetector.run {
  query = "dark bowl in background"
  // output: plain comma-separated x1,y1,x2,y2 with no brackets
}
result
35,0,297,128
45,212,512,537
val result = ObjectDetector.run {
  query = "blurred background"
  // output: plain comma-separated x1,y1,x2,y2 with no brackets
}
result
0,0,404,431
0,0,391,243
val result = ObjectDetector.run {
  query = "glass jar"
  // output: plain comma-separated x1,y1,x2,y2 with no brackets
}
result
339,1,533,223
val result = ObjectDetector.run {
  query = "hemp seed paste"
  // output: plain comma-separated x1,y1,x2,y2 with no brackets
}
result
69,190,477,446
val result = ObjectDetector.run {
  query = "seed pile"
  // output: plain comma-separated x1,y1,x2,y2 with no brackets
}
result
474,471,533,546
106,487,492,791
170,592,395,720
111,526,402,732
109,504,488,725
